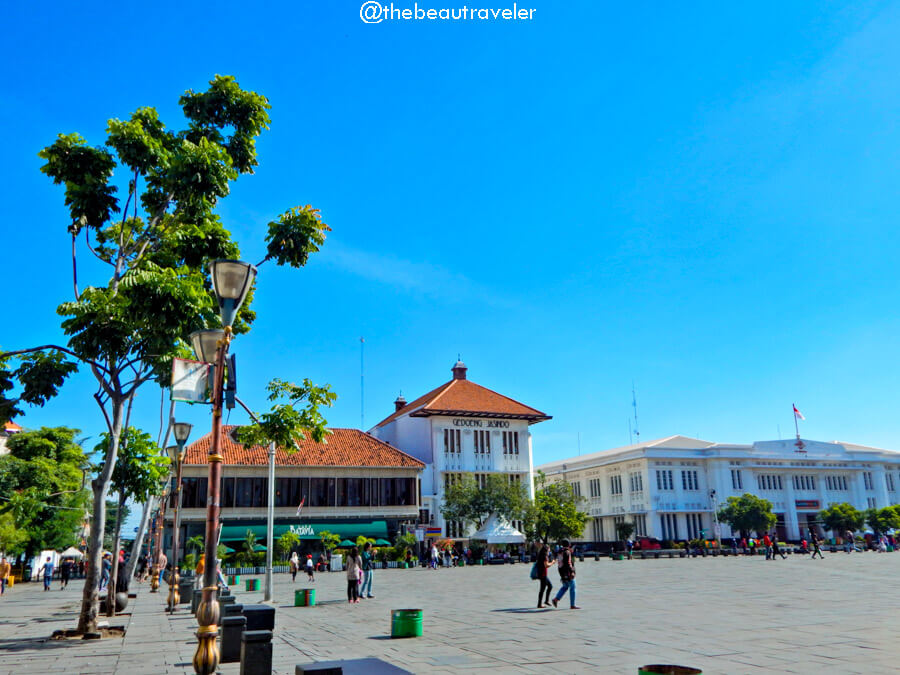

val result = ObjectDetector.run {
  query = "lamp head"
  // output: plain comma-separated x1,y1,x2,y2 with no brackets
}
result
190,329,226,364
173,421,192,446
209,259,257,328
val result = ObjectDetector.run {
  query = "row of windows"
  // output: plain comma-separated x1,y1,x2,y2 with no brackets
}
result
632,514,647,536
589,478,602,498
629,472,644,493
473,430,491,453
685,513,704,540
757,474,783,491
657,470,674,491
682,470,698,491
863,472,873,490
825,475,849,491
731,469,743,490
793,475,816,490
610,475,623,495
444,428,462,453
570,481,582,497
443,429,522,455
502,431,520,455
177,476,417,509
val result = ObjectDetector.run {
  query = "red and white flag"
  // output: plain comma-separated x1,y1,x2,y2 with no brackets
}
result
296,497,305,517
793,404,805,421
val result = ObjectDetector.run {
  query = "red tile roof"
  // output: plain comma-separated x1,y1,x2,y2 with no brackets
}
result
3,421,22,433
184,426,425,468
374,378,551,428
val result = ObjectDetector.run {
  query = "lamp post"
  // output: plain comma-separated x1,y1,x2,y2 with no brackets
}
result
265,441,275,601
150,488,168,592
709,489,721,548
167,421,192,613
192,260,256,675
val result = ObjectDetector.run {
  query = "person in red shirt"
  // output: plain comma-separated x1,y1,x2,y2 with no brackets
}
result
763,534,772,560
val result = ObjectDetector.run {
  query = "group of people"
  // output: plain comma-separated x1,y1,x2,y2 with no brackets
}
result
289,552,316,582
343,542,376,603
532,539,580,609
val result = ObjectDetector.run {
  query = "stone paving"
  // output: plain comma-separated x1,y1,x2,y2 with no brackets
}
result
1,552,899,673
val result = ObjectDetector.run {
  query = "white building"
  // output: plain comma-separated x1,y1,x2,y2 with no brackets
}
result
537,435,900,542
370,361,551,537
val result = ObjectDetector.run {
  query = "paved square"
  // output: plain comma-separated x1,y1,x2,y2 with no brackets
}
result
1,552,898,673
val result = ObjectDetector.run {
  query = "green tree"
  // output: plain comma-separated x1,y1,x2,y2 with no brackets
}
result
391,532,418,562
318,530,340,554
237,529,259,567
819,502,865,535
441,474,529,533
278,531,300,562
0,76,331,633
103,500,132,550
522,472,587,544
615,521,635,545
0,427,90,555
717,493,777,537
864,506,900,535
0,512,29,556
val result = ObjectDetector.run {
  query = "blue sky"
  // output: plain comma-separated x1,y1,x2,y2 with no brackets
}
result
3,0,900,476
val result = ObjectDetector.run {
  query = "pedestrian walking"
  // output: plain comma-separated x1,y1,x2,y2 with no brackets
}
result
305,554,315,582
290,552,299,582
0,556,10,595
535,543,555,608
551,540,580,610
40,556,54,591
844,530,854,553
763,533,772,560
157,552,168,586
345,546,361,604
810,529,824,559
360,542,375,598
60,558,73,589
100,554,111,591
771,537,786,560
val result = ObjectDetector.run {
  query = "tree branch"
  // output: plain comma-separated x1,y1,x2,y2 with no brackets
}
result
72,232,80,299
0,344,108,376
85,228,115,267
93,391,113,436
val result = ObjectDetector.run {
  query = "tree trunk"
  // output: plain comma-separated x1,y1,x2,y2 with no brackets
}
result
77,397,125,634
106,491,126,616
123,495,154,583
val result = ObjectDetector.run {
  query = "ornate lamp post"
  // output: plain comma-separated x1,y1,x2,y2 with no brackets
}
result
167,421,192,612
192,260,256,675
150,487,169,592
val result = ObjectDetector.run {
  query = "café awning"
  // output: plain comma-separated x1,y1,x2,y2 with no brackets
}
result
219,520,388,542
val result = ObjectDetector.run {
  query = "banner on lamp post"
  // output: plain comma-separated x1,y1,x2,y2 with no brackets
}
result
171,358,211,403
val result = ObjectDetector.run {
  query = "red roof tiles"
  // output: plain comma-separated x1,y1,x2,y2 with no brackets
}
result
374,378,551,428
184,426,425,468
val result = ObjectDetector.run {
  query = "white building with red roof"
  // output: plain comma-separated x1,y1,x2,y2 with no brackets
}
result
370,361,551,538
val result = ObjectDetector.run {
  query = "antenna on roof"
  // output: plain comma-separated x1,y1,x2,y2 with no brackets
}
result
632,381,640,443
360,337,365,430
628,417,633,445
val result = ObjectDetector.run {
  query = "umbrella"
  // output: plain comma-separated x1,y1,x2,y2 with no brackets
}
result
220,545,235,553
60,546,84,559
374,539,391,546
252,544,266,552
338,540,356,547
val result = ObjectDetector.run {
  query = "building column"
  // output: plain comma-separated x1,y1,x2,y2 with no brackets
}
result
783,473,799,540
874,466,890,508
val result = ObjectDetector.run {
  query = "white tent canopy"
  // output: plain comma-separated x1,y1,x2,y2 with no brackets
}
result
60,546,84,559
470,513,526,544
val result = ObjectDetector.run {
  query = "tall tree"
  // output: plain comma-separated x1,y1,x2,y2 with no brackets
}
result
522,472,587,544
864,506,900,535
0,427,90,555
716,493,776,537
440,474,529,533
0,75,330,633
819,502,865,535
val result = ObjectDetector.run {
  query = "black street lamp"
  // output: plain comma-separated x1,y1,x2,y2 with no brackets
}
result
166,421,192,612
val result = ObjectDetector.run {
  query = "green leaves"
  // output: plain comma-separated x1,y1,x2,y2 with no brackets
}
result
234,378,337,449
96,426,170,502
522,472,587,544
106,107,173,175
819,502,864,533
441,474,530,530
263,206,330,268
39,133,118,234
0,350,78,425
717,493,777,536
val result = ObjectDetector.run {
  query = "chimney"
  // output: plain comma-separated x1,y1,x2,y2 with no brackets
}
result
394,394,407,412
451,360,467,380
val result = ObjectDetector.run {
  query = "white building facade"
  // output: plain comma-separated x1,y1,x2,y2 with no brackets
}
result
370,361,551,537
538,435,900,543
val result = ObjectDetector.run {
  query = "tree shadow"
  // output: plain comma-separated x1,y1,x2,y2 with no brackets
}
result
0,637,82,652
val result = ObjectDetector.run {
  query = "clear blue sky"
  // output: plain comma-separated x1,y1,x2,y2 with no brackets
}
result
3,0,900,471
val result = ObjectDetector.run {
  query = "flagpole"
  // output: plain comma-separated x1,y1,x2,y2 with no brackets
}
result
793,403,800,440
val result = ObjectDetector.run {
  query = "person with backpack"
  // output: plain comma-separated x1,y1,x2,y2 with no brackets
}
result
551,540,580,609
533,543,555,608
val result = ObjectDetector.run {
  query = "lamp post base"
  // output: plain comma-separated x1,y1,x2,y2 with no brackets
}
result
193,590,221,675
167,568,180,611
150,566,159,593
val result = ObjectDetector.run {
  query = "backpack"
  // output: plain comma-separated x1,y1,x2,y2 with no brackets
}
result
529,561,539,580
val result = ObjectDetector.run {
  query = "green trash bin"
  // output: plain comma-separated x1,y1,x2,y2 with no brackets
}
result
639,666,701,674
391,609,423,638
228,575,240,585
294,588,316,607
245,578,260,592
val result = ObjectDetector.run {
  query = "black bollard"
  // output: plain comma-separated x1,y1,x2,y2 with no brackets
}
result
242,604,276,631
192,589,203,614
179,578,193,604
221,615,247,664
224,603,244,618
240,630,273,675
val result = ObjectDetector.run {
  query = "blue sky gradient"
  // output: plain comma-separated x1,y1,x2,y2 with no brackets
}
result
2,1,900,470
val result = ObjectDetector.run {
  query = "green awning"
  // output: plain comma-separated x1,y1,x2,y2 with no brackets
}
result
219,520,388,542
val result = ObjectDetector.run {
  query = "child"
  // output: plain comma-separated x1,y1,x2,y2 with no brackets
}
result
305,554,315,582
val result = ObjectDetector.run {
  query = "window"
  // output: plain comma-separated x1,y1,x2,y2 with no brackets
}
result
589,478,602,498
656,470,673,491
887,473,896,492
864,472,874,490
309,477,329,507
570,481,581,498
181,477,208,508
685,513,704,540
731,469,743,490
629,472,643,492
233,477,267,507
610,475,623,495
502,431,520,455
633,514,647,536
474,430,491,454
867,497,877,509
825,475,848,491
443,428,461,453
792,475,816,491
681,470,698,491
756,474,782,491
660,513,678,540
592,518,604,541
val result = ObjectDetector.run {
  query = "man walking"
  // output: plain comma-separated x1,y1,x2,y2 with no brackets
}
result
60,558,73,589
551,540,580,610
809,528,824,559
0,556,10,595
844,530,854,554
763,533,772,560
40,557,54,591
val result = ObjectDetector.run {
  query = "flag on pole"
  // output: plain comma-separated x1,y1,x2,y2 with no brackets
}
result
296,496,305,517
793,404,805,421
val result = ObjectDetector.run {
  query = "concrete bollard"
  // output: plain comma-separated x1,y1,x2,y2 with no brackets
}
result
224,603,244,618
240,630,273,675
221,615,247,664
